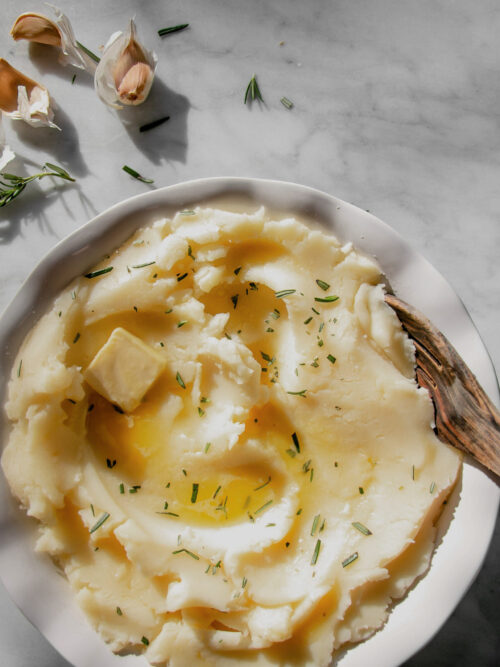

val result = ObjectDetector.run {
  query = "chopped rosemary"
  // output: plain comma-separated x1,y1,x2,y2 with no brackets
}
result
119,483,125,494
296,508,303,515
287,389,307,397
231,294,239,309
158,23,189,36
254,476,271,491
317,339,324,347
304,316,313,325
89,512,110,534
314,295,339,303
132,261,156,268
176,372,186,389
187,245,195,259
139,115,170,132
312,307,320,315
430,481,436,494
254,499,273,515
182,469,187,476
213,485,222,499
73,332,80,344
342,552,358,568
327,354,336,364
172,548,199,560
311,514,320,536
242,576,248,588
201,396,210,403
76,40,100,63
280,96,294,109
106,458,116,469
191,483,199,503
275,289,296,299
412,465,415,480
85,266,113,279
244,74,264,104
16,359,22,378
198,407,205,417
177,272,188,281
286,448,297,458
311,539,321,565
141,636,150,646
71,74,76,84
359,487,364,494
90,503,95,516
260,351,275,365
319,322,324,333
352,521,372,536
177,320,188,328
316,279,330,291
291,432,301,453
271,308,281,319
234,266,242,275
266,327,274,333
122,165,154,184
116,606,123,616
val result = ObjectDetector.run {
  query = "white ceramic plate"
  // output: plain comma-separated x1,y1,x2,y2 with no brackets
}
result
0,178,498,667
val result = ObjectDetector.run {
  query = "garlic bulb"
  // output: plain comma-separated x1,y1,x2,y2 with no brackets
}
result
95,20,157,109
0,58,59,129
10,5,96,74
0,116,15,171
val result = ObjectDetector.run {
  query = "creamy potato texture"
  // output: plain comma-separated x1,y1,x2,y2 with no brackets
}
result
2,207,461,666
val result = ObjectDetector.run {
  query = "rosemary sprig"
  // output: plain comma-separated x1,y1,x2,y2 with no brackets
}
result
122,165,154,184
244,74,264,104
158,24,189,37
0,162,75,208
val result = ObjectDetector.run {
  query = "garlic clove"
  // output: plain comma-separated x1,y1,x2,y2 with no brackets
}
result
95,19,157,109
10,5,97,74
0,58,59,129
11,12,62,47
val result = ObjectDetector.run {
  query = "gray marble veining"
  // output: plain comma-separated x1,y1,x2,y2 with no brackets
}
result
0,1,498,665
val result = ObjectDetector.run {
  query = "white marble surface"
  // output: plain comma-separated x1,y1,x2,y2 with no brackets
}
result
0,0,498,665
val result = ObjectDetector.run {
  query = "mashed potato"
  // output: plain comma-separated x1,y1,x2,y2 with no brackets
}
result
1,206,461,666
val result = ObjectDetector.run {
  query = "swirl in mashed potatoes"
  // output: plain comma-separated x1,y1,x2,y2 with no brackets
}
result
1,206,460,666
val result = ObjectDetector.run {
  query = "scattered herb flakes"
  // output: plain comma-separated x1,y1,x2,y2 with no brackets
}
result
213,485,222,499
342,552,358,568
182,469,187,477
318,322,325,333
266,327,274,333
311,357,319,368
352,521,372,536
176,372,186,389
280,96,294,109
244,74,264,104
430,481,436,494
286,448,297,458
172,548,199,560
85,266,113,279
16,359,22,378
312,307,320,315
88,403,94,413
275,289,296,299
191,483,199,503
317,339,324,347
287,389,307,397
412,465,415,480
113,404,124,414
106,458,116,469
359,486,364,495
231,294,239,309
139,115,170,132
327,354,336,364
177,320,188,328
122,165,154,184
89,512,110,534
254,499,273,515
304,316,313,325
165,308,173,314
260,351,275,365
76,40,100,63
116,606,123,616
132,261,156,269
71,73,76,84
254,476,271,491
311,514,320,536
296,508,303,515
316,279,330,291
198,407,205,417
310,468,314,482
234,266,242,275
314,295,339,303
141,636,150,646
319,519,326,532
119,483,125,494
177,272,188,282
242,576,248,588
158,23,189,37
291,432,301,453
311,539,321,565
90,503,95,517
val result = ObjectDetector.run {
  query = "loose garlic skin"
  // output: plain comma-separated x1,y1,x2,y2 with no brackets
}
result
9,5,97,74
95,20,157,109
0,115,15,170
11,13,62,47
0,58,58,129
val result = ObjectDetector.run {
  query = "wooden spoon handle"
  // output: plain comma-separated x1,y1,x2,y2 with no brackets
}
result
385,293,500,478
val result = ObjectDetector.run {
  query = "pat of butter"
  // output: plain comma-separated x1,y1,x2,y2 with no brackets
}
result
85,328,165,412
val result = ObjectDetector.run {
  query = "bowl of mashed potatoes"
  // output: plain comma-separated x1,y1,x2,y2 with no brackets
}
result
0,178,498,667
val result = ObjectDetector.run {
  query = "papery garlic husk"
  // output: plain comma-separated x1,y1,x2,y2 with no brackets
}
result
10,5,97,74
0,116,15,171
95,19,157,109
0,58,59,129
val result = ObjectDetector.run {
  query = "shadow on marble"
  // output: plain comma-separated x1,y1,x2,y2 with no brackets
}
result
116,78,190,166
10,106,88,179
28,42,95,90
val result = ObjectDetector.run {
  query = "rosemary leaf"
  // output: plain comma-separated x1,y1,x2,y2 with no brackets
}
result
122,165,154,184
158,24,189,37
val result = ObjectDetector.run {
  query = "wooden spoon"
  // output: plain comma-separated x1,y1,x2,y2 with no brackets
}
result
384,293,500,478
